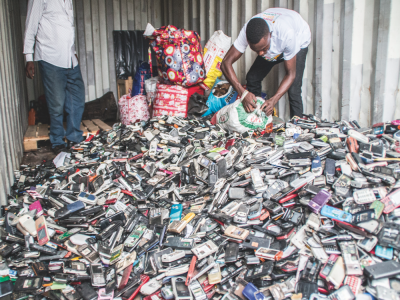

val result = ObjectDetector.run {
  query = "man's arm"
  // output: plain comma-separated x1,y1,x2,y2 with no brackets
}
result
24,0,44,79
261,56,296,116
221,46,258,113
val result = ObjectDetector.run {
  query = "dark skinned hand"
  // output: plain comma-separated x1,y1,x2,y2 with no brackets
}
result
25,62,35,79
261,97,278,116
242,91,258,113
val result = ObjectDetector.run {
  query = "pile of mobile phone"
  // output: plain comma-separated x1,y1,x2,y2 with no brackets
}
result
5,114,400,300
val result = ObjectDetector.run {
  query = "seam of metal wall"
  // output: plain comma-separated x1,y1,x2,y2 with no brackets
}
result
0,0,29,204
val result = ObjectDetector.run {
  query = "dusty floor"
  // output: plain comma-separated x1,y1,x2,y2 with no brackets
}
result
22,140,57,166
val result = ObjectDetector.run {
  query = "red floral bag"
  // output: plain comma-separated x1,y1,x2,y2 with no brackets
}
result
152,83,204,118
144,24,206,87
119,94,150,125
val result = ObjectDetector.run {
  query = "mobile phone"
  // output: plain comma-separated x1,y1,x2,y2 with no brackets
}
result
170,204,183,221
255,247,283,261
339,241,362,276
35,216,49,246
233,204,249,224
225,242,239,263
191,240,218,260
172,276,193,300
308,190,331,214
321,206,353,223
0,281,14,297
224,225,249,240
90,264,106,287
320,254,339,280
364,260,400,279
188,280,207,300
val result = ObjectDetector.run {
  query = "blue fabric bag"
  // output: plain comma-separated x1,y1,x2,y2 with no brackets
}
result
131,61,152,97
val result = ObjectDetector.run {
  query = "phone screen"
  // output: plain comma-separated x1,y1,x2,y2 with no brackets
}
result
176,281,190,297
92,265,103,274
0,281,13,296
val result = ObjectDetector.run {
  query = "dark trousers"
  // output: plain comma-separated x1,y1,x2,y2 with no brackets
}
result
246,47,308,118
38,61,85,147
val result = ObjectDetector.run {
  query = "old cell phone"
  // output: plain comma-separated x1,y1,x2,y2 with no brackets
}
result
224,225,249,240
77,191,97,205
321,206,353,223
339,241,362,276
357,236,378,252
189,280,207,300
55,200,85,219
164,237,195,250
228,188,246,200
381,188,400,214
75,282,98,300
225,242,239,263
170,204,183,221
364,260,400,279
90,264,106,287
209,164,218,185
162,250,185,262
308,190,331,214
14,276,43,292
320,254,339,280
353,188,376,204
35,216,49,246
255,247,283,260
377,222,400,250
233,204,249,224
78,243,100,263
191,240,218,260
172,276,193,300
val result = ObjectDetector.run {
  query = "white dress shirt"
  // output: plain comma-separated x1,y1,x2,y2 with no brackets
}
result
24,0,78,68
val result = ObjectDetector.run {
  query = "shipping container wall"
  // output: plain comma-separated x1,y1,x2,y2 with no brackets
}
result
0,0,29,204
20,0,164,104
21,0,400,127
165,0,400,127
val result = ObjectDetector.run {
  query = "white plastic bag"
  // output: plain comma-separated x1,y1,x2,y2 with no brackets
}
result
144,76,159,106
203,30,232,88
214,97,272,133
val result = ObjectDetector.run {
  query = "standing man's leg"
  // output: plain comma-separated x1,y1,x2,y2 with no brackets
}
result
38,61,67,148
287,47,308,118
64,65,85,144
246,56,281,97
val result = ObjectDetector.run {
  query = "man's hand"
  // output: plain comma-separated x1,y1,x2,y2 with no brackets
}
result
242,92,258,113
75,54,79,64
261,97,278,116
25,62,35,79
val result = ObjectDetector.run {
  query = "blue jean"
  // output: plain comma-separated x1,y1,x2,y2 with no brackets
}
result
38,61,85,147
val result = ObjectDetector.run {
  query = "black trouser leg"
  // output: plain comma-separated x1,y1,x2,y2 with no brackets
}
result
246,56,281,97
288,47,308,118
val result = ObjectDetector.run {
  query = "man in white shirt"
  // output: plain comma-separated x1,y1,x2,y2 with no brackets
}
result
24,0,85,153
221,8,311,118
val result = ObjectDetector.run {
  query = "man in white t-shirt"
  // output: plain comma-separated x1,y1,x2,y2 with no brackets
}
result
221,8,311,118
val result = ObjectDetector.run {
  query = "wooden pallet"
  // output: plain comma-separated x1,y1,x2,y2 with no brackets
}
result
23,119,112,152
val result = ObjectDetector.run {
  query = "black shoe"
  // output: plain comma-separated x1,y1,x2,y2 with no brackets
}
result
66,140,77,149
52,144,66,155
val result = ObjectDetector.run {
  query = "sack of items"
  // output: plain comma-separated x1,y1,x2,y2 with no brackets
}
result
144,23,206,87
119,94,150,125
152,83,204,118
131,61,152,97
203,30,232,88
203,78,238,117
212,96,272,133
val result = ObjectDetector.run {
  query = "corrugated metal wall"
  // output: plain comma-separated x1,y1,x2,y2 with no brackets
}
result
20,0,164,103
0,0,29,204
164,0,400,127
20,0,400,127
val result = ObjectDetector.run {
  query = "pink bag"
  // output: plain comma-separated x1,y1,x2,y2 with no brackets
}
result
119,94,150,125
152,83,204,118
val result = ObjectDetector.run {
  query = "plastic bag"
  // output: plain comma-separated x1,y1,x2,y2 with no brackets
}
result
144,76,159,106
113,31,149,80
188,93,209,116
212,97,272,133
152,83,204,118
203,30,232,88
119,94,150,125
202,78,238,117
144,23,205,87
